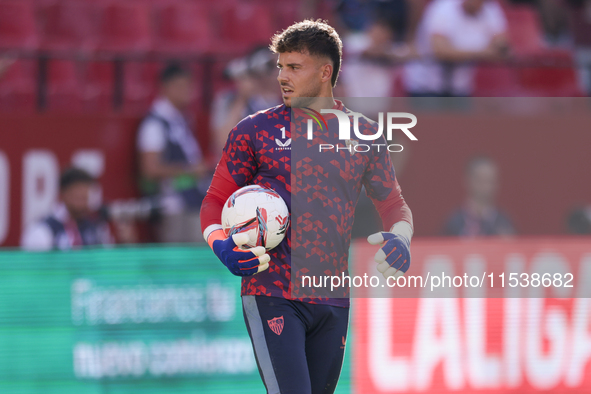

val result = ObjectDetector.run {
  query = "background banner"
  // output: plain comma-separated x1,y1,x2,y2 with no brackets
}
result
352,238,591,393
0,246,352,393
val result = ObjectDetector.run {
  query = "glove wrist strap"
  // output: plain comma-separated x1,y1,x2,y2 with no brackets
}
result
207,228,226,249
389,221,413,246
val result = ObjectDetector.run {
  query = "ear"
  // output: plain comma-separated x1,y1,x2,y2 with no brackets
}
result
320,63,333,84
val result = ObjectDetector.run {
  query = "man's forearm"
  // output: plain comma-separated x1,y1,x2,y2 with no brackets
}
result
433,47,492,63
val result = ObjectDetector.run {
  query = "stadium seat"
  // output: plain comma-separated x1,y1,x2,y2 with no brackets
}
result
502,4,545,55
36,1,95,53
122,61,161,114
0,1,38,51
81,61,114,112
0,59,37,112
95,2,152,53
47,59,82,112
213,1,274,53
269,0,300,32
473,65,522,96
516,51,582,96
153,2,212,54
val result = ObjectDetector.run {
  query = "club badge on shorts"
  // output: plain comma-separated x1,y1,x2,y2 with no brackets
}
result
267,316,284,335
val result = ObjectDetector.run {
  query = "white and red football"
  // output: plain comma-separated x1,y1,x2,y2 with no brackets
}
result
221,185,289,250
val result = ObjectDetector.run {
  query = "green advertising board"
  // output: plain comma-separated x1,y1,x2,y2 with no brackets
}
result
0,246,351,393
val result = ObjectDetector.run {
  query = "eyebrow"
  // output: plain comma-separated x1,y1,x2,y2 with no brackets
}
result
277,62,302,68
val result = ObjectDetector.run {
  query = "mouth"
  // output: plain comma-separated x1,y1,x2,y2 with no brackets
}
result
281,86,294,97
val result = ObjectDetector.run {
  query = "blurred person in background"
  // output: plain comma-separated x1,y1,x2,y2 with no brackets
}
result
509,0,570,46
403,0,510,97
443,156,515,237
20,167,130,251
567,205,591,234
334,0,412,41
210,47,280,157
341,17,415,98
136,63,209,243
565,0,591,95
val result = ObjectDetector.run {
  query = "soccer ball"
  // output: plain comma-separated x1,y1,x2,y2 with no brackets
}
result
221,185,289,250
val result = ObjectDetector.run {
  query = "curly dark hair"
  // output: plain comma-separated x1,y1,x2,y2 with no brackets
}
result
269,19,343,87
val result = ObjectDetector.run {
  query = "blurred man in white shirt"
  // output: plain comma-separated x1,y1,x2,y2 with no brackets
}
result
136,64,209,243
404,0,510,96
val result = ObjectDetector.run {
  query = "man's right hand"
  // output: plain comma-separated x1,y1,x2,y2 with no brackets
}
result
211,232,270,276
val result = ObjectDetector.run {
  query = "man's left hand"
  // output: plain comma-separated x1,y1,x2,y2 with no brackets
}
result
367,232,411,279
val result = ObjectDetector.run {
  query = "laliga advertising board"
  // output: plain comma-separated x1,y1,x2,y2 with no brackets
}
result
351,238,591,393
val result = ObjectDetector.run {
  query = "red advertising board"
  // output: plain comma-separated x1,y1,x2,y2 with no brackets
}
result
352,238,591,393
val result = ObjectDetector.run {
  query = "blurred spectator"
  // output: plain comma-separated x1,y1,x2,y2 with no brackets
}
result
566,0,591,95
210,47,280,156
509,0,570,46
443,156,515,237
0,56,15,79
342,18,415,98
539,0,570,45
136,63,208,243
567,205,591,234
335,0,410,41
404,0,509,96
21,168,120,251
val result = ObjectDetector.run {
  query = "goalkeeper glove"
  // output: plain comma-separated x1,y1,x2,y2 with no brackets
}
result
367,221,412,279
208,230,270,277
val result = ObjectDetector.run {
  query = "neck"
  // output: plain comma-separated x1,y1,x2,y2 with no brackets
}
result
462,3,477,16
304,94,336,112
162,97,184,113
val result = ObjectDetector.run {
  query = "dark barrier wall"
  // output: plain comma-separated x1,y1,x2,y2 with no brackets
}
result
2,104,591,246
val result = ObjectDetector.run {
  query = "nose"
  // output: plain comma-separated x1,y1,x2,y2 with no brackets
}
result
277,69,288,85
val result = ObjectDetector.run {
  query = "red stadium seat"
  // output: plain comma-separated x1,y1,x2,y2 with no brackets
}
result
502,5,545,55
122,61,161,114
153,2,212,54
36,1,95,53
516,51,582,96
0,1,38,51
95,2,152,53
214,1,274,53
0,59,37,112
81,61,114,112
270,0,300,32
473,65,522,96
47,59,82,112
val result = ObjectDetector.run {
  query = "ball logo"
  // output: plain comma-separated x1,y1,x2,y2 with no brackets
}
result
267,316,284,335
276,214,289,235
276,215,288,227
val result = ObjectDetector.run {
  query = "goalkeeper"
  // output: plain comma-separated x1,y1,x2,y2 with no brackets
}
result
200,19,413,394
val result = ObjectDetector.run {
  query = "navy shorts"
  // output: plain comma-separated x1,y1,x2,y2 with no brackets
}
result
242,295,349,394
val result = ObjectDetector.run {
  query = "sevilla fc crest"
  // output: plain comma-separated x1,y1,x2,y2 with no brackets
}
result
267,316,284,335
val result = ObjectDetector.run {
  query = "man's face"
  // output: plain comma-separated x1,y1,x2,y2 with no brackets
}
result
162,75,195,110
368,23,394,47
61,182,93,219
463,0,485,15
277,51,327,107
467,162,498,204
